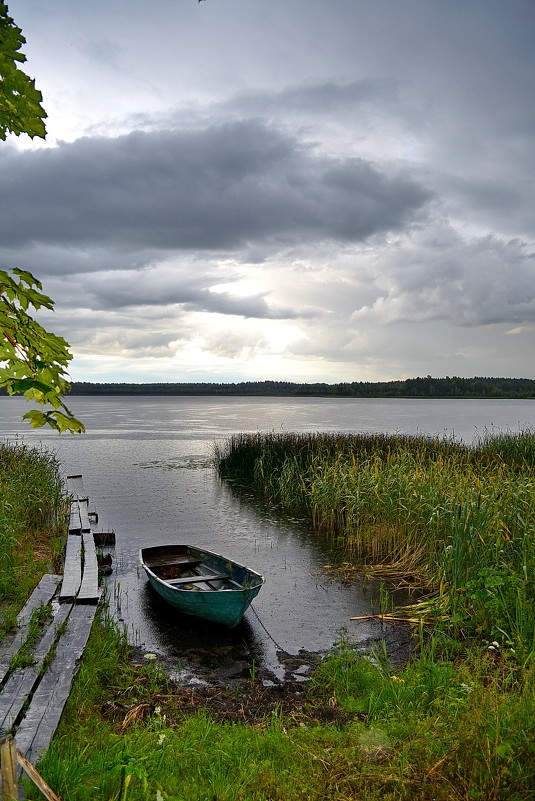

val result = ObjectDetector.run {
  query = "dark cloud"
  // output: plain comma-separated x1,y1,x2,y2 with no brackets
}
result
355,229,535,328
88,273,306,320
0,120,431,254
223,79,399,117
35,258,315,322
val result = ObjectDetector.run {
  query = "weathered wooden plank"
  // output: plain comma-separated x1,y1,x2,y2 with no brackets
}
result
15,604,97,765
17,748,63,801
76,533,99,604
0,735,17,800
68,502,81,535
59,536,82,602
0,604,73,734
167,573,229,585
148,556,201,568
11,577,61,630
0,577,61,685
77,499,92,534
66,475,88,502
17,750,61,801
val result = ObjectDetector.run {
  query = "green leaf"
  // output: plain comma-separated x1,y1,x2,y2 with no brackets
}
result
0,3,47,140
2,267,85,434
9,377,55,395
22,409,49,429
495,742,514,759
12,268,42,288
51,411,85,434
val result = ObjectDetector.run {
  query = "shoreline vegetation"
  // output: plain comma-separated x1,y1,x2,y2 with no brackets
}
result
1,431,534,800
1,375,533,399
215,431,535,651
0,442,66,639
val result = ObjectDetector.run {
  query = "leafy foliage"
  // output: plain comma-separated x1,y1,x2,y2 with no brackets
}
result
0,2,47,139
0,441,66,631
0,8,82,432
0,268,84,433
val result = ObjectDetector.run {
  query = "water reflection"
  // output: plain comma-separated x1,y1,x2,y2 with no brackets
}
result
137,582,265,682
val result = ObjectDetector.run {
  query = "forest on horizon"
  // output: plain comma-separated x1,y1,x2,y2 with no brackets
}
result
64,376,535,399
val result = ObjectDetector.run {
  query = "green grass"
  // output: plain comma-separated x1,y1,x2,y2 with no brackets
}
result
0,440,67,639
30,617,535,801
477,427,535,468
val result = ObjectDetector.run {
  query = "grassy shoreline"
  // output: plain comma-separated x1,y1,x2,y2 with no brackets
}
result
0,441,67,639
31,611,535,800
1,434,534,800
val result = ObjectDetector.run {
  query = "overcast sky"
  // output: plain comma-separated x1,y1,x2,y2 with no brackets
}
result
3,0,534,383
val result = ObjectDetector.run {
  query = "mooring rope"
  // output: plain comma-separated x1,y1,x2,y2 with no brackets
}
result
249,604,285,652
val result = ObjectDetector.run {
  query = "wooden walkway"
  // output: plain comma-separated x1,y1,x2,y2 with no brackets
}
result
0,477,111,797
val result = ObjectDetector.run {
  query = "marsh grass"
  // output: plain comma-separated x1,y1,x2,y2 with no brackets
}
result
216,431,535,650
477,427,535,468
0,440,67,639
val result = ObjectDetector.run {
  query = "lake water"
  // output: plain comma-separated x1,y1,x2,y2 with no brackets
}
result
1,395,533,684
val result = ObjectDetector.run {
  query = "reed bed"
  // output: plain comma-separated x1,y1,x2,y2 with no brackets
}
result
0,440,66,637
216,430,535,652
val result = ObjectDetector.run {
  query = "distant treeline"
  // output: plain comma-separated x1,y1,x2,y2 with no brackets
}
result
65,377,535,399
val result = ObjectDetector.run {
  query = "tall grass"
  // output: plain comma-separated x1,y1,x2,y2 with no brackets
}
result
477,427,535,468
0,440,67,637
216,430,535,651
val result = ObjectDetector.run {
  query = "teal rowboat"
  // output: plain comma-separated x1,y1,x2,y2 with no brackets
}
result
140,544,264,628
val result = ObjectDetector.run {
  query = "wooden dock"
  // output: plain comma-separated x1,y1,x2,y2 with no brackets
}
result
0,476,113,797
59,475,101,603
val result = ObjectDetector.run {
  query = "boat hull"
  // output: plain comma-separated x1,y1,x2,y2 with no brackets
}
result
140,544,264,628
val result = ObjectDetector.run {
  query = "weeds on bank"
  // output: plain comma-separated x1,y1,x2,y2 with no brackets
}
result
0,440,67,639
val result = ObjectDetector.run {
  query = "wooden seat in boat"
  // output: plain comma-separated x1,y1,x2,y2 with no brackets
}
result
166,573,229,586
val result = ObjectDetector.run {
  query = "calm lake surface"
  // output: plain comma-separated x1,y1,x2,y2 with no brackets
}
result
1,396,533,683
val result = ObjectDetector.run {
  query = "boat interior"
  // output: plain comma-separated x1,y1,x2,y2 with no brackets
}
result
147,553,241,591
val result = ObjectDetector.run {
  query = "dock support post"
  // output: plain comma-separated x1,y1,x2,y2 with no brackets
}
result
0,734,17,801
0,735,64,801
16,750,63,801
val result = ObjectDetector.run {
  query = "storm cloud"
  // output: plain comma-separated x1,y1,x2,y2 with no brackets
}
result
0,120,430,253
